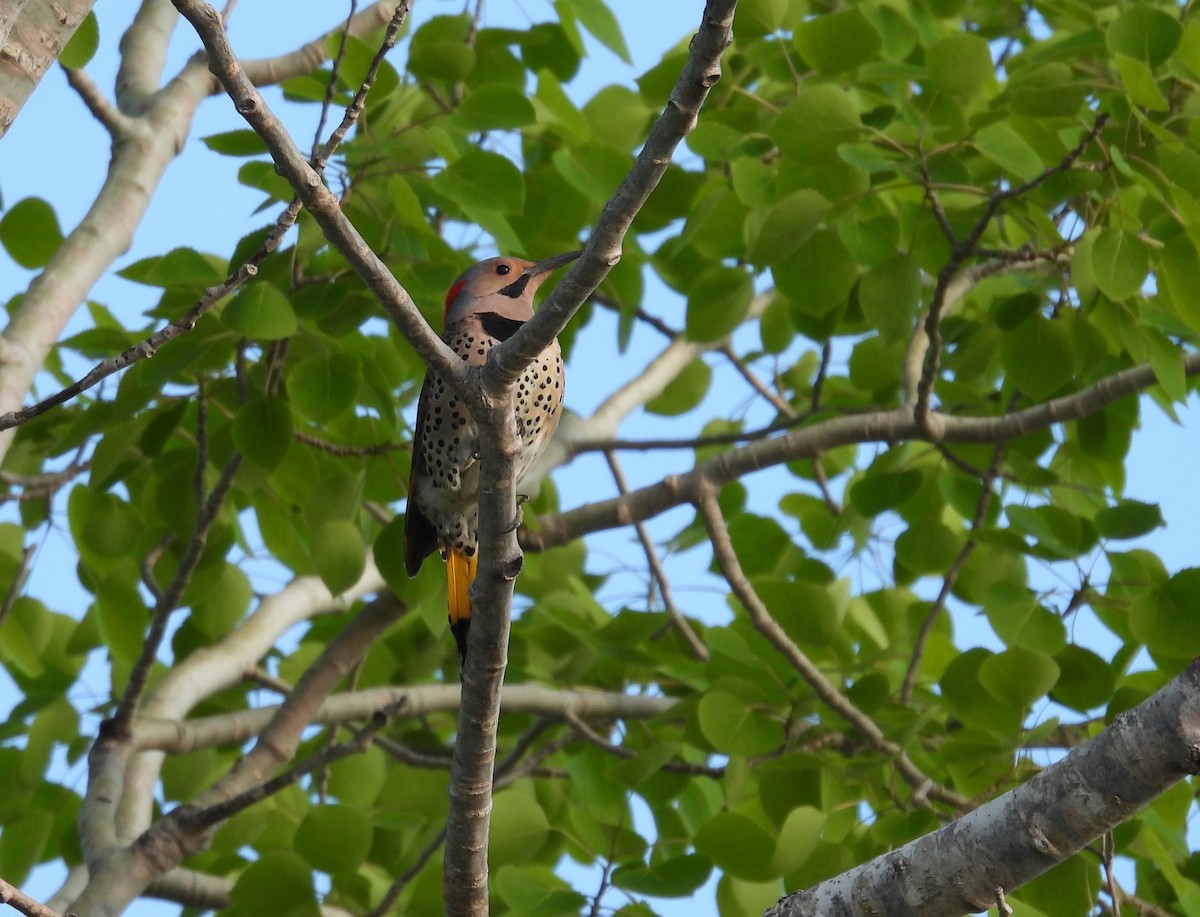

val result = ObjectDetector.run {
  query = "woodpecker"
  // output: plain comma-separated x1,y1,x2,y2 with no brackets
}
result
404,251,578,664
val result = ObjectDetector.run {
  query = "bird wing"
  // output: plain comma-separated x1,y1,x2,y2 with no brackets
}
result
404,371,440,577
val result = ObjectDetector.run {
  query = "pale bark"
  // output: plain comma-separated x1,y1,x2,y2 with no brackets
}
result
0,0,94,137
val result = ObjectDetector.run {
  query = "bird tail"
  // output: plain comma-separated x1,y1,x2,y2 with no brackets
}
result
446,548,477,663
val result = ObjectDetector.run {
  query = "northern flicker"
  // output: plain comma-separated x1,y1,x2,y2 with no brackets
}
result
404,251,578,663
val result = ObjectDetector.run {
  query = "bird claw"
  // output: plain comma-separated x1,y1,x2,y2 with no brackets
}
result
504,501,525,533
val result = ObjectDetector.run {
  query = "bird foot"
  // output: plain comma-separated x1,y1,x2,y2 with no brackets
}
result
504,501,525,533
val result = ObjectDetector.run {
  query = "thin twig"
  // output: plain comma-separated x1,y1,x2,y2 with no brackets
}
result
901,439,1005,703
362,827,447,917
62,66,128,135
311,0,358,160
293,430,399,456
603,451,708,661
913,115,1108,430
111,454,243,737
177,710,387,831
0,545,34,630
0,876,74,917
719,343,796,417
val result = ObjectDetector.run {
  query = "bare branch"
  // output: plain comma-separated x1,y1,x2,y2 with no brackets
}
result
0,875,73,917
63,66,129,135
525,351,1200,552
133,683,676,753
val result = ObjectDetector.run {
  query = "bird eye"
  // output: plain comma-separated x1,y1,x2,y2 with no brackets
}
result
495,264,512,276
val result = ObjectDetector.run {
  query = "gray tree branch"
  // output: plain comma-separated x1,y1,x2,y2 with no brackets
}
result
767,660,1200,917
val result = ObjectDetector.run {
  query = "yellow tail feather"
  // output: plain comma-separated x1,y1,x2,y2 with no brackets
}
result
446,549,478,662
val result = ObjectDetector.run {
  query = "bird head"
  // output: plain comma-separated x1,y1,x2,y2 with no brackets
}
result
443,251,580,327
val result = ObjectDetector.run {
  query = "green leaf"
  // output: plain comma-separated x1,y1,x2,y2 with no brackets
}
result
685,265,753,343
1130,568,1200,662
1001,314,1074,400
770,806,825,876
1051,646,1116,713
230,851,317,914
745,190,830,266
408,15,475,82
1106,6,1181,66
974,122,1044,182
191,563,252,639
288,353,362,423
0,599,46,678
490,788,550,867
0,198,63,268
858,254,920,341
294,805,373,873
433,150,525,214
1091,229,1148,300
60,12,99,69
562,0,631,63
926,33,993,98
695,812,776,882
454,84,537,130
1007,504,1093,558
1096,501,1164,540
233,397,293,470
612,854,713,898
1114,53,1169,111
645,359,711,416
311,520,366,595
223,282,297,340
201,130,269,156
1143,328,1188,402
794,10,881,74
118,247,226,289
894,522,960,576
978,647,1060,710
771,86,862,164
372,517,409,594
774,229,859,320
849,470,923,516
0,810,53,885
1159,234,1200,333
697,691,783,757
327,746,387,809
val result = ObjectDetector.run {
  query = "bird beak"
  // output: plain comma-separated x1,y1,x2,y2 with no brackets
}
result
525,250,581,277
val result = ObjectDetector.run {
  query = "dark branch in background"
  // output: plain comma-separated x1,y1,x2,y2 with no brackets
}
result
178,709,387,832
695,482,969,811
767,660,1200,917
912,114,1108,429
110,453,242,737
524,351,1200,552
0,459,90,502
901,438,1005,703
0,545,34,630
603,451,709,661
